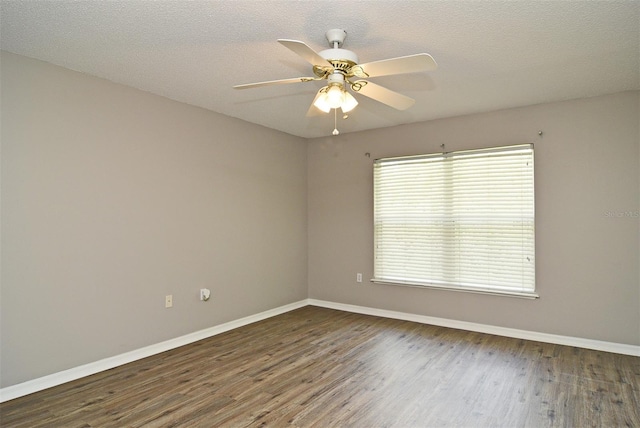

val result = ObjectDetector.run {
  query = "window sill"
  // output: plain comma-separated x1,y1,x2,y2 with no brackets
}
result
370,279,539,299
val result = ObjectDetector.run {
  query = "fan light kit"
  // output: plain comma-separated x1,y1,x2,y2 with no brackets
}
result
234,29,437,135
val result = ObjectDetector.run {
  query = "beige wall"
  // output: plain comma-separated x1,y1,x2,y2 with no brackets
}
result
308,91,640,346
0,52,308,387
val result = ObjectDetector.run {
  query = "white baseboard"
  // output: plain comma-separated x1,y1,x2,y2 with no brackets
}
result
308,299,640,357
0,299,308,403
3,298,638,403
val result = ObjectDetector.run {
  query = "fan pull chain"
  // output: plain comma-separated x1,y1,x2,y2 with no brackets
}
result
332,108,339,135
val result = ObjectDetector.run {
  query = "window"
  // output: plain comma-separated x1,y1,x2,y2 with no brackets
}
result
373,144,536,298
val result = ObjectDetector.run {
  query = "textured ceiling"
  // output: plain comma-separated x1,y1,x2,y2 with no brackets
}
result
1,1,639,138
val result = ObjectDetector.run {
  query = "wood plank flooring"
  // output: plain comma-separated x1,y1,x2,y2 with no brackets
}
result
1,306,639,427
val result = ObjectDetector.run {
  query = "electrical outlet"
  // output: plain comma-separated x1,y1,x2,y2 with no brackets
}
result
356,273,363,283
165,295,173,308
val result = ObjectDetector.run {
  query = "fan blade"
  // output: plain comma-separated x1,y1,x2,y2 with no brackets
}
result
233,77,316,90
357,53,437,78
278,39,333,67
352,81,415,110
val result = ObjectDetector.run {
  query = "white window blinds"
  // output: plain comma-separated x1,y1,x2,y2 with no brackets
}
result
373,144,536,297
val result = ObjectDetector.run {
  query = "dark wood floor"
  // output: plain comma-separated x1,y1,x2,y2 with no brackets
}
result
1,306,639,427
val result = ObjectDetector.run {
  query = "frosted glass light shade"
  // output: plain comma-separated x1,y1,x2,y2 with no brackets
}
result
326,85,345,108
341,92,358,113
313,85,358,114
313,92,332,112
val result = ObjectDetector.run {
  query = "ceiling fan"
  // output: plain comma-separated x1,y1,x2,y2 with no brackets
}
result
234,29,437,118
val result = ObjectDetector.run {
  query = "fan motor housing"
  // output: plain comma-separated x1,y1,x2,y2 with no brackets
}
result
319,48,359,65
